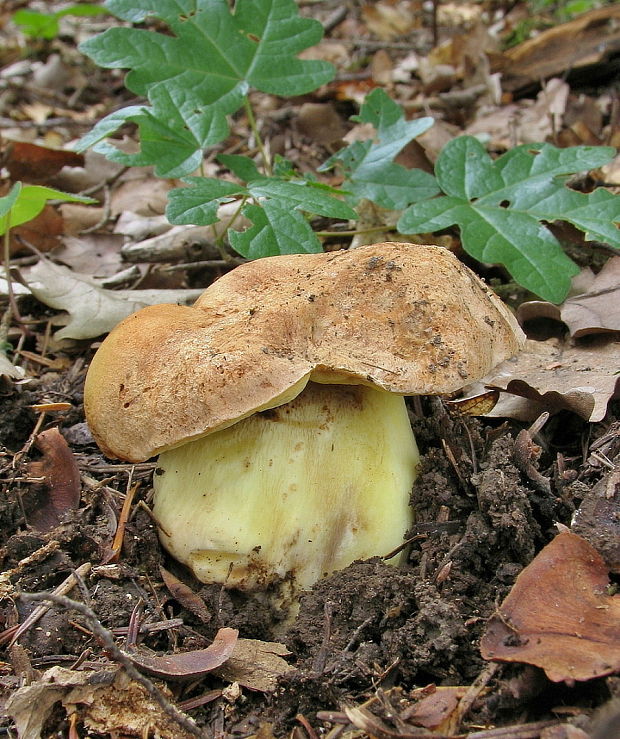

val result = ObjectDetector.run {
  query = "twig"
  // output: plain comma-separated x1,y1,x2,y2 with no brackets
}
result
18,592,205,739
5,562,93,647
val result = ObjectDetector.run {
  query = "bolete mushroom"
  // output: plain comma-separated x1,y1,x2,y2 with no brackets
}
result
84,243,524,597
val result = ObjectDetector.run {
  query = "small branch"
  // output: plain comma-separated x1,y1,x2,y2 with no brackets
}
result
18,592,205,739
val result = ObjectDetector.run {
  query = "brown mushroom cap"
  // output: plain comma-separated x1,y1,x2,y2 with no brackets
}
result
84,243,525,461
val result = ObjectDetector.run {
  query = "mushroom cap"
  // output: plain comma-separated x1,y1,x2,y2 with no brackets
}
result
84,243,525,461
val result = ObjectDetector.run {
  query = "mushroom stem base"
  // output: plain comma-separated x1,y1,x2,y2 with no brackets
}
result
152,382,419,593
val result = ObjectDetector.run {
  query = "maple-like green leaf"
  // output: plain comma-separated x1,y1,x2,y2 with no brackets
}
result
166,165,357,259
77,0,334,176
321,89,438,210
0,184,96,235
229,202,322,259
166,178,245,225
398,136,619,302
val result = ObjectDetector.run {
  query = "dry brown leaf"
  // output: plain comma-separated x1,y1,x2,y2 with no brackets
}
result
361,2,418,40
110,177,174,217
10,205,64,255
403,686,466,729
465,78,569,148
4,140,84,182
485,337,620,422
128,627,238,680
53,234,125,277
480,531,620,682
499,5,620,93
445,390,499,417
160,566,211,623
572,466,620,574
6,666,196,739
213,638,293,692
295,102,347,146
560,257,620,337
28,427,81,532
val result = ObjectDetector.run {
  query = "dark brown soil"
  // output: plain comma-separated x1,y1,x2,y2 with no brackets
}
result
1,367,617,736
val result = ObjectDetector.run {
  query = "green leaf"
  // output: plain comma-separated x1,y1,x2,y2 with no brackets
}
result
218,155,263,183
12,9,59,39
79,0,335,175
56,5,109,19
247,180,357,220
0,185,96,236
398,136,618,302
75,105,146,152
321,89,437,210
229,202,322,259
0,183,22,221
13,5,107,39
166,178,245,225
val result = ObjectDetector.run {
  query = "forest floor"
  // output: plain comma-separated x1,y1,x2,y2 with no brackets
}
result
0,1,619,737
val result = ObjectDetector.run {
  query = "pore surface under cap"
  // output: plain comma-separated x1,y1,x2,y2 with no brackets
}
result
84,243,525,461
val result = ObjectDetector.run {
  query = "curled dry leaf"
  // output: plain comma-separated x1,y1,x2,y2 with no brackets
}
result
559,257,620,338
127,627,238,680
485,337,620,422
519,258,620,338
480,531,620,682
28,427,80,532
160,566,211,623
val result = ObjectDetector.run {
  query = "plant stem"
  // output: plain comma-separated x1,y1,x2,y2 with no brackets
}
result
244,98,271,176
3,227,23,324
316,225,396,238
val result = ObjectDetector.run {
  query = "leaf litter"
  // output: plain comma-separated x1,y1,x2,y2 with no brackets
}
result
1,0,620,736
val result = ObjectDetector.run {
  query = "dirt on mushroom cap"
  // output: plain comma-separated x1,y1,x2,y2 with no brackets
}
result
84,243,525,462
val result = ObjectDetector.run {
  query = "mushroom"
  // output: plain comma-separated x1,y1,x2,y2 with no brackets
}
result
84,243,524,598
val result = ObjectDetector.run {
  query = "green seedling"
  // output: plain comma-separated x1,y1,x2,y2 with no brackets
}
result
13,5,108,41
0,182,95,371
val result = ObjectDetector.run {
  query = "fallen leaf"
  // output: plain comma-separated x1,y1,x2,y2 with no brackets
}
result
480,531,620,682
128,627,238,680
572,466,620,574
160,566,211,623
465,78,569,148
11,205,65,255
445,390,499,416
4,141,84,182
5,666,196,739
362,2,418,40
110,177,173,217
213,638,293,692
0,351,26,380
22,258,203,340
28,428,81,532
403,686,467,729
499,5,620,93
53,234,125,277
485,337,620,422
295,103,347,146
560,257,620,337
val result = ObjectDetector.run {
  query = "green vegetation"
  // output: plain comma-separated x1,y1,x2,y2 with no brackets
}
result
13,5,108,40
77,0,620,303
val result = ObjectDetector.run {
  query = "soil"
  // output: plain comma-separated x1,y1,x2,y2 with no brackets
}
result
1,369,618,736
